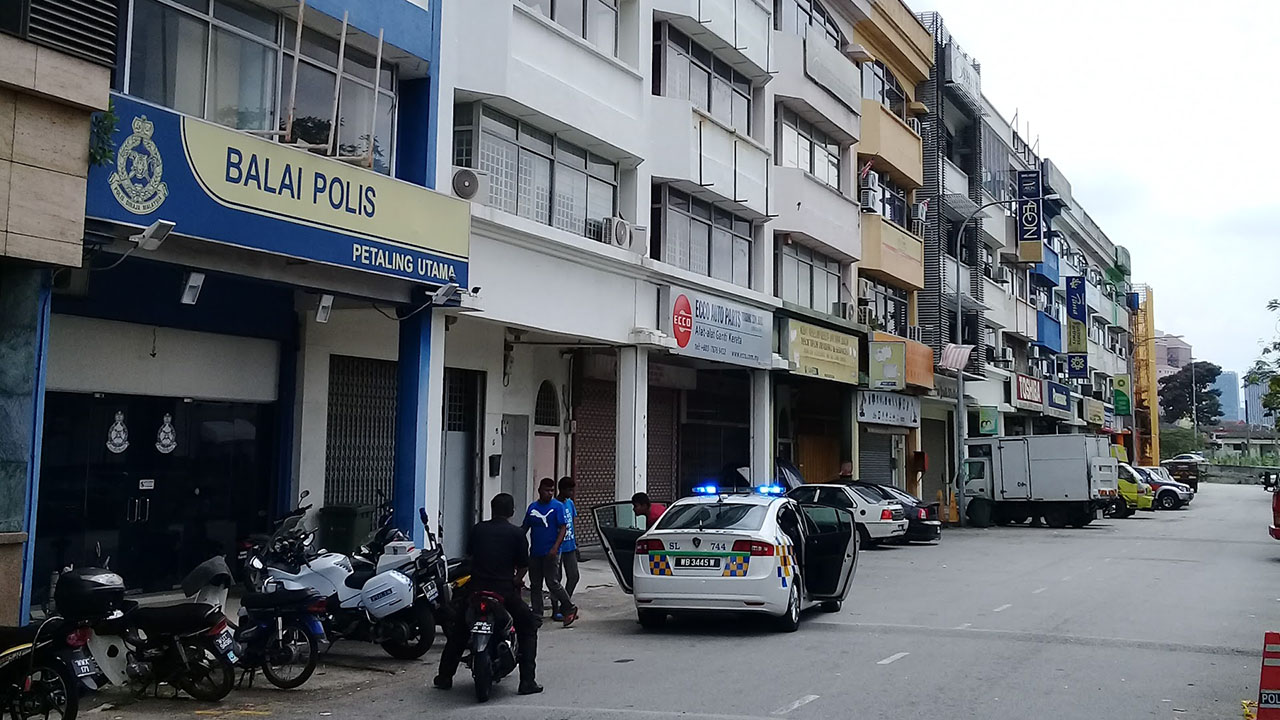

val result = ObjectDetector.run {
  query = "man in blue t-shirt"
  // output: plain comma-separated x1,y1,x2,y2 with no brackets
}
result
551,477,580,621
523,478,579,626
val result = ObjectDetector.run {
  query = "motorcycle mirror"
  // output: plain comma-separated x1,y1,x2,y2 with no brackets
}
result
419,507,429,526
249,556,264,570
299,489,310,502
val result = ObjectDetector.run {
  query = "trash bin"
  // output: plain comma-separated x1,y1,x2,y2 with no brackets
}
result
317,504,375,554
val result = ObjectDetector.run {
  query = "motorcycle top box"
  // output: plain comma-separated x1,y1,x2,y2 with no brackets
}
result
359,571,414,619
55,567,125,620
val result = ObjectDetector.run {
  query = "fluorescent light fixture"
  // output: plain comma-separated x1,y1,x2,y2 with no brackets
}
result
431,282,460,305
316,294,334,323
131,220,175,251
180,271,205,305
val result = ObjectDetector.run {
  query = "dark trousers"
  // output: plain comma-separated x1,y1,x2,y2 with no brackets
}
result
437,588,540,684
551,551,579,615
528,554,574,616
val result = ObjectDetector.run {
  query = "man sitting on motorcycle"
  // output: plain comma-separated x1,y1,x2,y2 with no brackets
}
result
433,493,543,696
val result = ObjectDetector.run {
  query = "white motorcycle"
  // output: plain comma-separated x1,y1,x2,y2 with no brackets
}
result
251,501,440,659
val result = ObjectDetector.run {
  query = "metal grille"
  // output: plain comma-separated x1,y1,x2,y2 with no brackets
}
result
859,431,894,485
534,381,560,427
918,27,946,359
572,378,616,548
325,355,397,507
647,388,678,504
28,0,117,68
447,371,477,432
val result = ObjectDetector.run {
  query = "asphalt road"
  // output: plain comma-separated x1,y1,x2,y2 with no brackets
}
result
94,483,1279,720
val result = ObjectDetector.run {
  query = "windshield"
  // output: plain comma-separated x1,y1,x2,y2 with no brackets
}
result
656,503,769,532
879,485,921,505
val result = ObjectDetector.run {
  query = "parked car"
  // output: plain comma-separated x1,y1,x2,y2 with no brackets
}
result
845,482,942,543
1136,466,1194,510
786,484,907,548
1162,460,1203,491
1271,489,1280,540
1115,463,1154,516
1168,453,1208,464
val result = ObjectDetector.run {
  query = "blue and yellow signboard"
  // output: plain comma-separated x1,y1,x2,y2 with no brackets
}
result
88,93,470,286
1065,276,1088,378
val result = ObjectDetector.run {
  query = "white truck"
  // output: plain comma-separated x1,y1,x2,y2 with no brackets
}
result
963,435,1120,528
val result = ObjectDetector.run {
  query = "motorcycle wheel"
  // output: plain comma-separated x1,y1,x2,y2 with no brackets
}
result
472,647,493,703
175,640,235,702
380,605,436,660
261,621,319,690
14,659,79,720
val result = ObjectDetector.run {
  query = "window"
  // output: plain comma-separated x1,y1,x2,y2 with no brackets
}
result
127,0,397,174
879,177,908,227
774,0,843,48
455,105,618,241
653,186,752,287
778,242,842,315
862,60,906,119
658,25,752,136
656,503,768,531
534,381,560,427
522,0,618,56
777,106,840,190
860,278,908,336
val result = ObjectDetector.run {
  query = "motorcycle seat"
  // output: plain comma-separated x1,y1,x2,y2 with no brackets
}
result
240,589,317,610
128,603,220,635
0,624,42,651
344,566,377,591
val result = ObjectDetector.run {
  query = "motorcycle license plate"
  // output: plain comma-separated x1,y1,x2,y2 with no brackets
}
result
215,629,238,663
422,581,439,601
471,621,492,634
70,654,99,679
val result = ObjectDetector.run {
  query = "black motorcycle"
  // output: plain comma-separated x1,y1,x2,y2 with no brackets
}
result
234,588,327,690
462,590,519,703
0,618,99,720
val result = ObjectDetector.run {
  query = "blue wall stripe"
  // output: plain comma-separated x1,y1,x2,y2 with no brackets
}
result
21,272,53,623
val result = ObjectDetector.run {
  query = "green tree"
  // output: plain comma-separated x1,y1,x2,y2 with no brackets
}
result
1159,424,1206,460
1158,360,1223,427
1245,299,1280,429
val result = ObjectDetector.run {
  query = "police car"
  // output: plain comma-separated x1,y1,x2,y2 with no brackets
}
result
593,485,858,632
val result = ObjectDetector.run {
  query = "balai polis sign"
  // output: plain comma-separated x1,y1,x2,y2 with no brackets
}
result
89,93,470,285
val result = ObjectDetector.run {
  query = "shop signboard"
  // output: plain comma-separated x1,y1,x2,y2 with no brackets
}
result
87,93,471,286
1065,276,1089,378
1016,170,1044,264
1045,380,1073,420
1104,406,1116,431
857,391,920,428
663,287,772,369
1013,373,1044,411
786,320,858,385
978,407,1000,435
1113,374,1132,416
1085,398,1106,426
867,340,906,391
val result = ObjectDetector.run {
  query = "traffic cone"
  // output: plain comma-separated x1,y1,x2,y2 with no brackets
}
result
1259,632,1280,718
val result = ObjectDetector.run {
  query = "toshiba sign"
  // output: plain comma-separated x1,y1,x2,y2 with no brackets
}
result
661,286,772,369
1013,373,1045,411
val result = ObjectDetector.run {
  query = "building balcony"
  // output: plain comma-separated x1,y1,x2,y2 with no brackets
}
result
1032,243,1060,287
1009,298,1038,342
772,166,861,260
1035,311,1063,354
646,96,769,218
859,214,923,290
872,330,935,390
858,100,922,188
653,0,771,80
982,277,1011,330
940,157,982,221
771,31,859,143
942,259,988,312
1085,278,1103,312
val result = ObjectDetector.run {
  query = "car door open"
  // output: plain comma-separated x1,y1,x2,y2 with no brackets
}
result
593,502,644,594
799,504,858,601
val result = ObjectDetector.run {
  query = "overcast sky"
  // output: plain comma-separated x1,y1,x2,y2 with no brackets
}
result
909,0,1279,381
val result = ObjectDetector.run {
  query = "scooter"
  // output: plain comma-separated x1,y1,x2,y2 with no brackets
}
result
461,588,519,703
0,618,98,720
254,507,442,659
234,587,327,690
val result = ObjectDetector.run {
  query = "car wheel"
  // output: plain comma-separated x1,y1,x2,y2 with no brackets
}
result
1158,493,1178,511
857,525,877,549
820,600,842,613
637,609,666,630
776,577,800,633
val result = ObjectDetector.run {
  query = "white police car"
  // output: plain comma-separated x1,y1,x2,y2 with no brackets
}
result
593,484,859,632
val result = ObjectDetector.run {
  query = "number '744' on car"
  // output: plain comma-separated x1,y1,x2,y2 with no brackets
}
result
592,488,859,632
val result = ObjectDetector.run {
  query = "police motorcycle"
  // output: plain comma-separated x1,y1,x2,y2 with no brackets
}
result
252,503,447,660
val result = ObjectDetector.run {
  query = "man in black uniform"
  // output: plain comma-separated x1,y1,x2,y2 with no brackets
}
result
433,493,543,695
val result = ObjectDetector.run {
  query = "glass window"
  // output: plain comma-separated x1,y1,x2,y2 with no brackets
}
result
586,176,615,241
479,133,519,214
777,243,843,315
518,150,552,224
880,177,909,226
130,0,209,117
585,0,618,56
213,0,275,41
208,28,276,131
774,0,843,48
657,184,752,287
711,228,733,282
280,59,335,147
656,503,769,531
659,24,752,136
863,61,907,120
553,164,588,236
689,220,710,276
859,277,908,334
776,107,840,191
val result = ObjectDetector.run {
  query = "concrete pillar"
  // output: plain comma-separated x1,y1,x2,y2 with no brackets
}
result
0,265,51,624
393,308,444,547
615,347,648,500
751,369,773,482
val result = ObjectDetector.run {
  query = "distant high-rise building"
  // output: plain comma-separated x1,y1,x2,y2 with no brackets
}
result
1247,382,1271,426
1215,371,1240,422
1154,331,1192,380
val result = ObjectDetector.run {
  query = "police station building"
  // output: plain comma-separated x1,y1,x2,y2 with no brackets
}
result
23,0,463,608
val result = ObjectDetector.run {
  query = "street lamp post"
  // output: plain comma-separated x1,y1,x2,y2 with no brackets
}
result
952,193,1060,526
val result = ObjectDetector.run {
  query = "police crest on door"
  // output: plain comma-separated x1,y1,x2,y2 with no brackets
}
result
106,411,129,454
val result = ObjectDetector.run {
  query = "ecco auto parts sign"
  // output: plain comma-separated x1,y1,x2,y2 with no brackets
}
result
663,286,772,369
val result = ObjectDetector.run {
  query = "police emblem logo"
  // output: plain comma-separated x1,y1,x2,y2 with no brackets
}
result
109,115,169,215
692,537,701,548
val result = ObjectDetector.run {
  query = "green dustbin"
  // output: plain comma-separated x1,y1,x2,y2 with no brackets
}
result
317,504,375,554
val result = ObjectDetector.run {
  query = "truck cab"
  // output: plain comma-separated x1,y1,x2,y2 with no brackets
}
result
1117,463,1154,513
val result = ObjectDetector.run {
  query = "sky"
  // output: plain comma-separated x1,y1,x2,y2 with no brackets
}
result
909,0,1280,382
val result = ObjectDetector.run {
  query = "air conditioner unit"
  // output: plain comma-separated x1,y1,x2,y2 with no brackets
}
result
860,187,881,213
911,202,927,222
907,117,922,135
1000,347,1014,363
861,170,881,190
451,166,490,203
1030,346,1043,360
833,301,855,321
602,216,631,248
999,266,1013,285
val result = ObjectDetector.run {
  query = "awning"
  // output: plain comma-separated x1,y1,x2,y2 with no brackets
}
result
941,193,984,222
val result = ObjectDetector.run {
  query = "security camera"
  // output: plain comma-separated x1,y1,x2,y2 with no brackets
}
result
431,282,460,305
131,220,176,251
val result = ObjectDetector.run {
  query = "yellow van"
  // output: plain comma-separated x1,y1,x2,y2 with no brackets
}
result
1115,463,1154,516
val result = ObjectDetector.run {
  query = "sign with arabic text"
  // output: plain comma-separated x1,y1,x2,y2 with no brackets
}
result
868,340,906,391
786,319,858,384
857,391,921,428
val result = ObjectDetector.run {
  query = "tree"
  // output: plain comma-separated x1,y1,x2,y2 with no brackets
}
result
1158,360,1223,427
1159,424,1206,460
1245,299,1280,429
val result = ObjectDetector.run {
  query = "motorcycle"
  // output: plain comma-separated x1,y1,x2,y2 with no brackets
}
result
234,587,327,690
461,588,519,703
56,564,239,702
0,618,99,720
238,491,313,592
253,505,445,659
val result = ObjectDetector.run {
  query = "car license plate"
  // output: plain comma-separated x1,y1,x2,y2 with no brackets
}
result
471,621,492,634
422,581,439,601
675,556,720,569
70,655,98,679
214,629,238,663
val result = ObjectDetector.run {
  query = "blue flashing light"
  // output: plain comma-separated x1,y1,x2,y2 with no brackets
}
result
692,484,720,495
755,484,785,496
